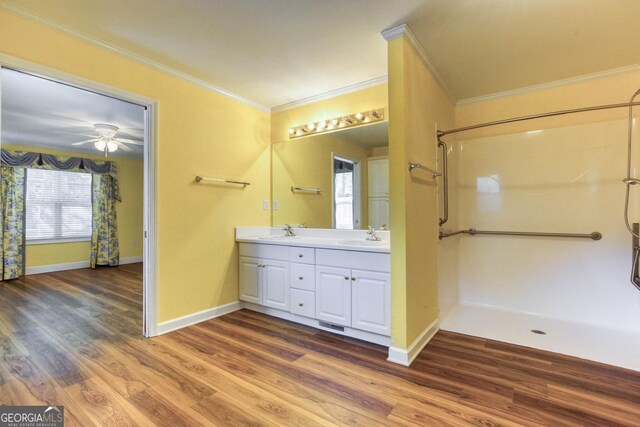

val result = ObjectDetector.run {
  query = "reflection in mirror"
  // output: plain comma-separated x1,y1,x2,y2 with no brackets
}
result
272,121,388,230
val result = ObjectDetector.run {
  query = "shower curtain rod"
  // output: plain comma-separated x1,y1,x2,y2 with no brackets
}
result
438,101,640,137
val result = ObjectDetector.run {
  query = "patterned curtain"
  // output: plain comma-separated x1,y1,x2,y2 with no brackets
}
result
90,174,120,267
1,149,121,276
0,166,26,280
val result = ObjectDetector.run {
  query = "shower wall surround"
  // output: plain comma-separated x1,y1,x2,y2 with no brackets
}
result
451,119,639,332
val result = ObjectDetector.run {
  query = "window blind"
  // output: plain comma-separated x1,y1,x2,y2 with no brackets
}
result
25,169,92,241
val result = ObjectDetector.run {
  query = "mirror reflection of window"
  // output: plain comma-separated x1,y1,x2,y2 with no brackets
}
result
333,156,360,229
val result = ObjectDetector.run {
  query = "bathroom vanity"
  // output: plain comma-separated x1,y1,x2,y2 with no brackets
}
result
236,227,391,346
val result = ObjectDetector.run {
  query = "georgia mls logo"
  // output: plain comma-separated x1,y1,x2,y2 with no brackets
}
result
0,405,64,427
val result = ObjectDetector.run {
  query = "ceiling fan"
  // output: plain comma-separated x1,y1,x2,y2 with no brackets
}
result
71,123,143,156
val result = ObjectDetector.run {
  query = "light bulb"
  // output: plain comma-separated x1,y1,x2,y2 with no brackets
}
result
355,112,364,120
94,140,106,151
107,141,118,152
288,128,294,135
317,121,326,129
307,123,316,131
296,129,303,136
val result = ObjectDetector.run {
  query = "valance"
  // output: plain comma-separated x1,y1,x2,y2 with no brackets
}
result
1,148,120,201
1,148,117,175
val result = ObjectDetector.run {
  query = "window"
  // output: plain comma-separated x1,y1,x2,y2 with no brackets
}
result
25,169,92,242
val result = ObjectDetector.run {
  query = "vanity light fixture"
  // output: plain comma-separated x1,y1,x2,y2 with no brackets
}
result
288,108,385,139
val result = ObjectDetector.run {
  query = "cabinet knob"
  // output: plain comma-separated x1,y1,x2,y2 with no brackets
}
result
298,254,303,258
344,276,349,280
351,277,356,281
298,276,304,280
298,303,304,307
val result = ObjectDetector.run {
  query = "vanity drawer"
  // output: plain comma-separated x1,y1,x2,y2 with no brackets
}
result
289,246,315,264
316,249,390,272
239,243,288,261
290,289,315,318
290,263,315,291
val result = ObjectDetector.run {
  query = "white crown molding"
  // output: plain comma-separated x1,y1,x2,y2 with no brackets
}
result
270,76,388,113
381,24,455,103
457,64,640,106
0,3,270,112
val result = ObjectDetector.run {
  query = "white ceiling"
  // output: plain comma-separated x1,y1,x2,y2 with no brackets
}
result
1,69,145,159
1,1,639,108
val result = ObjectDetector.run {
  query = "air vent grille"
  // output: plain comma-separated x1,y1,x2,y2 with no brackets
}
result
318,321,345,332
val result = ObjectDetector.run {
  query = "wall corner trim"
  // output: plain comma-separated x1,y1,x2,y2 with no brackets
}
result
157,301,243,335
387,319,439,366
380,23,455,103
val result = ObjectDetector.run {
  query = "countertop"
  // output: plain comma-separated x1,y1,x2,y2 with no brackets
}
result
236,227,390,254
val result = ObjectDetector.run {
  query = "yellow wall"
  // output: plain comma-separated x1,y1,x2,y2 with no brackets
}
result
2,144,143,268
388,36,455,349
272,131,373,228
0,10,271,323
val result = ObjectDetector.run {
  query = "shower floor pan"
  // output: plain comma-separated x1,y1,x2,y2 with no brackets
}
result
440,303,640,372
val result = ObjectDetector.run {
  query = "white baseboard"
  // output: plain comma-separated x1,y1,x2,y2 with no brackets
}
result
120,256,143,265
26,261,89,275
157,301,242,335
387,318,439,366
25,255,144,275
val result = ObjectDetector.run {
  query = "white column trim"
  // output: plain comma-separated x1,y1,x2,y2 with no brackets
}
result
387,319,439,366
381,23,455,103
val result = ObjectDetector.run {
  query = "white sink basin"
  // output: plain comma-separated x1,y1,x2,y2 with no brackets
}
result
258,235,301,240
338,239,387,246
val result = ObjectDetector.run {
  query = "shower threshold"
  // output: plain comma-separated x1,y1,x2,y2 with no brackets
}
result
440,303,640,372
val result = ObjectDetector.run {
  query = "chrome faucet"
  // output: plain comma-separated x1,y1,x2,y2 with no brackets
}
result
283,224,296,237
366,226,381,241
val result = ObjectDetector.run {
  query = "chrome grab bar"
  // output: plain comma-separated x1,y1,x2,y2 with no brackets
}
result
291,186,321,194
195,176,250,187
408,162,441,178
438,140,448,226
439,228,602,241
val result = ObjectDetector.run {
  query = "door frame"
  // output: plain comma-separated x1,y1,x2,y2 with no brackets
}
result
0,53,159,337
331,153,362,229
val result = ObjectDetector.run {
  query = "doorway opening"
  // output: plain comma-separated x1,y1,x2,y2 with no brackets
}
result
0,61,157,337
333,155,361,229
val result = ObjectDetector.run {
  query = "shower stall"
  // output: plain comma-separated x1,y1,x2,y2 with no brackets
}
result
437,94,640,371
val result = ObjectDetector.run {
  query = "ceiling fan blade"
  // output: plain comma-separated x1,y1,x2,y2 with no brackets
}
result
71,139,99,146
115,138,144,146
114,141,133,152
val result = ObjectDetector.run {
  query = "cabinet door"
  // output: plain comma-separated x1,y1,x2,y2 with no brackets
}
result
351,269,390,335
263,260,290,310
368,198,389,230
368,158,389,198
239,256,262,304
316,266,352,327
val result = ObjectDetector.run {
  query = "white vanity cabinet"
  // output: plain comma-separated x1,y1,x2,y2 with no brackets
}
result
239,244,289,310
316,249,391,335
238,240,390,345
316,266,352,326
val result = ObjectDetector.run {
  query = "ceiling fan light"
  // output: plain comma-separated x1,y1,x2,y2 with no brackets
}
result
106,140,118,152
94,140,107,151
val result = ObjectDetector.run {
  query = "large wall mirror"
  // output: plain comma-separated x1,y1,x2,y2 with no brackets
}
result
272,121,389,230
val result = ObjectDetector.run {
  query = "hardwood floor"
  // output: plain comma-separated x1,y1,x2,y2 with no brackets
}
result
1,264,639,426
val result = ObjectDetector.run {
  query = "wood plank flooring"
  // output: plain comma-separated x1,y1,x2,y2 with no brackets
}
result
1,264,639,426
